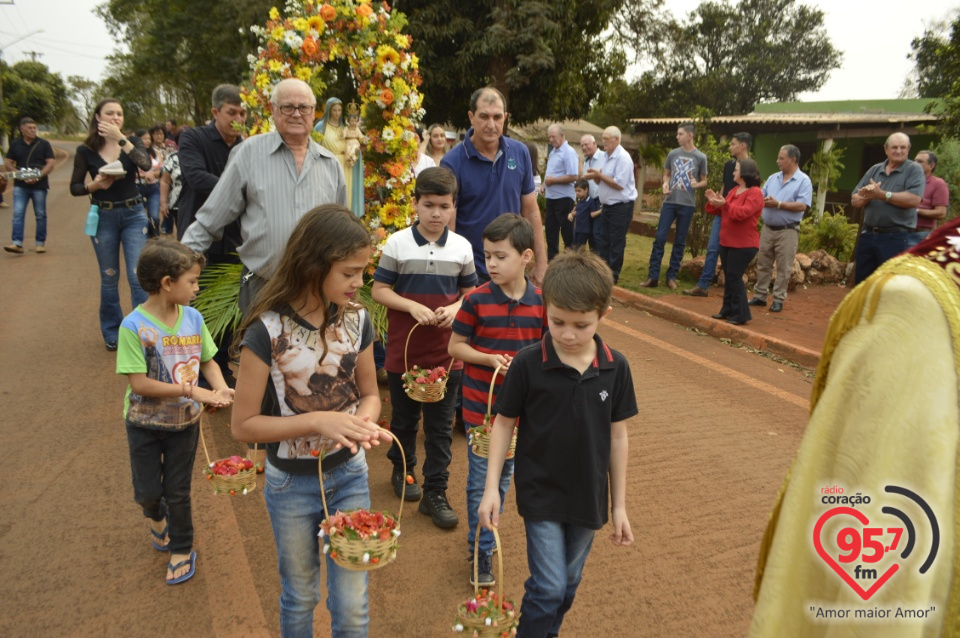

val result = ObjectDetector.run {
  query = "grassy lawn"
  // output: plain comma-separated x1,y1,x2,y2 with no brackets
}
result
616,233,701,296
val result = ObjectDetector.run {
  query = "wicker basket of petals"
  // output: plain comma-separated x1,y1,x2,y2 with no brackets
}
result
453,527,520,637
318,428,406,571
199,411,259,496
403,323,455,403
467,363,517,459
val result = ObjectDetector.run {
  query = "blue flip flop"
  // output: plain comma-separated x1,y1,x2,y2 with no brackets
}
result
166,551,197,585
150,522,170,552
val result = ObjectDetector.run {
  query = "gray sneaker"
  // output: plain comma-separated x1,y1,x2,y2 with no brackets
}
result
469,551,496,586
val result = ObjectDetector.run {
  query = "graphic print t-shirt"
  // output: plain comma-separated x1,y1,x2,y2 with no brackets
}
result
664,148,708,208
117,305,217,429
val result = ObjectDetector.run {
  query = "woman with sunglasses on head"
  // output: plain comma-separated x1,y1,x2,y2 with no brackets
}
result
71,98,153,352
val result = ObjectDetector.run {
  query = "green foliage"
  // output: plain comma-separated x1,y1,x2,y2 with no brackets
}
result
0,61,71,138
798,208,858,261
356,282,388,342
930,137,960,221
804,144,845,193
613,0,841,117
910,12,960,139
687,111,730,257
96,0,274,127
193,262,244,343
394,0,626,126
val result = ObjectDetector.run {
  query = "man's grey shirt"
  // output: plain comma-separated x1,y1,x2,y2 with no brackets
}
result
855,159,925,229
181,131,346,278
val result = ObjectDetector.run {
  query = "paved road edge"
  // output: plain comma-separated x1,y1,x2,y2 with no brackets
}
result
612,286,822,370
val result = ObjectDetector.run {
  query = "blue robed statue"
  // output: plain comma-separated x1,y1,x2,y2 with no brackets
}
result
313,97,365,217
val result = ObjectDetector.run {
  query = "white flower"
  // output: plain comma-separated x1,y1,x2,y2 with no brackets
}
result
209,462,215,468
392,529,401,537
242,488,248,495
362,552,370,564
322,543,330,553
369,217,381,229
317,528,325,538
946,234,960,249
284,31,303,49
485,618,492,626
381,61,396,77
382,128,396,141
453,623,464,632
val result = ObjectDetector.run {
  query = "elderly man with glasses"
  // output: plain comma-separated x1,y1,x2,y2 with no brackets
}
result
182,78,346,315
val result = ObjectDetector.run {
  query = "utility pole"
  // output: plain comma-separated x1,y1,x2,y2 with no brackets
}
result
0,29,45,151
24,51,43,62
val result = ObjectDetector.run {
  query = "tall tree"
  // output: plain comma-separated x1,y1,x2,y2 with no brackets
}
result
906,12,960,138
611,0,841,118
394,0,626,127
96,0,273,126
0,60,70,137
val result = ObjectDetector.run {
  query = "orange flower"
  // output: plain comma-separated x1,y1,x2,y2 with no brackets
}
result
380,89,394,106
356,4,373,18
319,3,336,21
385,162,404,178
302,36,318,57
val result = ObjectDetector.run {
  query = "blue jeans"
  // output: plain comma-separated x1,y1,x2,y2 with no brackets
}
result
465,437,513,556
125,421,199,554
854,231,911,284
139,182,161,235
264,451,370,638
648,202,695,282
595,201,634,283
696,215,722,289
11,186,47,246
907,229,931,248
90,203,149,345
518,520,596,638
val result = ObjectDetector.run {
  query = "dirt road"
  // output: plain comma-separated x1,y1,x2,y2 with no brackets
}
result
0,144,814,637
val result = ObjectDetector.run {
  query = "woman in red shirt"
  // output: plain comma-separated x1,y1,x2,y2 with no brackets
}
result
705,158,763,325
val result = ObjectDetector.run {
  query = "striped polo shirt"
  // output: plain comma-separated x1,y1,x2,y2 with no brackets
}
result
451,279,546,428
374,222,478,374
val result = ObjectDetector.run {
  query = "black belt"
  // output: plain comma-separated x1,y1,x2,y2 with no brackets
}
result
765,222,799,231
91,196,143,210
862,226,911,235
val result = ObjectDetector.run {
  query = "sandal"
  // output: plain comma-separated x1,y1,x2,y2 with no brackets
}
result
150,521,170,552
166,551,197,585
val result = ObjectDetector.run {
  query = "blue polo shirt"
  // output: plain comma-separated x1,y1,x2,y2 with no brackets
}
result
441,130,535,275
760,169,814,225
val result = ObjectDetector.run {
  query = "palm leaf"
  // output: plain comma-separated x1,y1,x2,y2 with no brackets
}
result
357,281,388,342
193,262,244,342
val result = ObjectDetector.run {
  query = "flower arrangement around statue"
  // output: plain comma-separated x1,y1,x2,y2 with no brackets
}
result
403,323,454,403
467,363,518,459
317,428,406,571
240,0,423,273
453,527,520,636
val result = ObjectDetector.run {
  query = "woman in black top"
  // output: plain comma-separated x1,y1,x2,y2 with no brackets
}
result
70,98,153,351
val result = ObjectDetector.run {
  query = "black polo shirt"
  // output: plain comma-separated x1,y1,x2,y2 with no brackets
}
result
494,333,638,529
177,123,242,256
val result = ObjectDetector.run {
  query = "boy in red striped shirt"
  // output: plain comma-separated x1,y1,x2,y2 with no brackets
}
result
449,213,547,586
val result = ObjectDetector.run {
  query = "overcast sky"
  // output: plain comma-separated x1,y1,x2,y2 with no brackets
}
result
1,0,958,106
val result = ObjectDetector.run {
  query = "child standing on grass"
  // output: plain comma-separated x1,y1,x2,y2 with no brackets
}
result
116,237,234,585
371,167,477,528
448,213,546,586
567,178,602,251
479,250,637,638
231,205,387,638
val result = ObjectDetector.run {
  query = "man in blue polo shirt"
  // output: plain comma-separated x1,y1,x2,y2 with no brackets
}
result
541,123,579,260
748,145,813,313
441,87,548,285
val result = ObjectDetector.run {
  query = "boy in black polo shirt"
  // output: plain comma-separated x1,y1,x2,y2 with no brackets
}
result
479,250,637,638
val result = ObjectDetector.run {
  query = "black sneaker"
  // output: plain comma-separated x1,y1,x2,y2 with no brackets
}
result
469,551,495,586
391,467,422,501
419,489,459,528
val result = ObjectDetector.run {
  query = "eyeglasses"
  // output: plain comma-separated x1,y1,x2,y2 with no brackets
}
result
277,104,315,116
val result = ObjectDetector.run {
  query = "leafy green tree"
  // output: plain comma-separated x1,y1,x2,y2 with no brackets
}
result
612,0,842,117
394,0,627,127
1,60,70,137
96,0,273,126
907,13,960,138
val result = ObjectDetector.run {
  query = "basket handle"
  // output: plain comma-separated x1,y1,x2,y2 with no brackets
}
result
198,407,257,469
473,525,505,610
319,427,406,525
484,363,506,422
403,322,456,376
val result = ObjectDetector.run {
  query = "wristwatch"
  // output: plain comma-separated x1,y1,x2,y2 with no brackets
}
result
884,191,892,201
118,138,128,148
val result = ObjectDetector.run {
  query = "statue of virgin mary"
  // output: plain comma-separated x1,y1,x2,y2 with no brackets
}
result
314,96,364,217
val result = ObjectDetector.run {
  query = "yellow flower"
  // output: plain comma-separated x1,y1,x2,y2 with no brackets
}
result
394,34,409,49
268,59,283,73
271,26,285,40
295,66,312,82
292,17,309,31
307,15,324,32
376,45,400,66
256,73,271,89
269,7,280,21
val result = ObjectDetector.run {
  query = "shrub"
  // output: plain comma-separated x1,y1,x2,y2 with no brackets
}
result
798,207,858,261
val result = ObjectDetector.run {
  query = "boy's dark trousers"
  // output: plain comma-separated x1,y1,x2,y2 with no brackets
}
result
125,421,199,554
385,370,462,492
